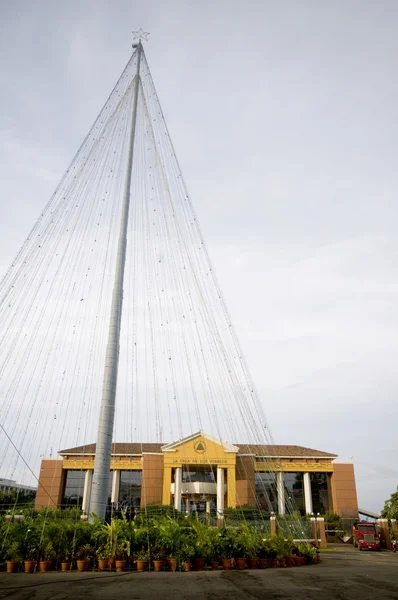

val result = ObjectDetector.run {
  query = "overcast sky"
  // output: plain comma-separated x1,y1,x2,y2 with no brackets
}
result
1,0,397,513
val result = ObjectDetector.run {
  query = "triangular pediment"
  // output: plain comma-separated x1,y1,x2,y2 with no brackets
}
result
161,431,239,456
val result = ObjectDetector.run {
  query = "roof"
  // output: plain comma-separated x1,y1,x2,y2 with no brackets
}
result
236,444,337,458
59,441,336,458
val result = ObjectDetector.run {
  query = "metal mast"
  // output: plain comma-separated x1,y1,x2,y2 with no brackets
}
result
89,40,143,519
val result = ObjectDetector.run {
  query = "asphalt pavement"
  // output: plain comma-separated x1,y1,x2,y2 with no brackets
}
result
0,546,397,600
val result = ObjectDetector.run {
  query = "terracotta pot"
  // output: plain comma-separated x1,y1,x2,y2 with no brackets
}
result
184,562,192,571
24,560,36,574
285,556,293,568
311,556,317,564
61,562,72,572
316,554,321,563
236,557,246,570
153,559,163,572
248,558,258,569
258,558,268,569
115,560,127,572
222,559,232,570
211,561,219,570
194,557,205,571
6,561,18,573
270,559,278,568
39,560,52,572
77,560,89,572
98,559,109,571
167,557,177,572
137,559,148,572
279,558,286,568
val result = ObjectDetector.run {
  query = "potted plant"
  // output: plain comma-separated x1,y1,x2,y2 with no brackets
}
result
240,523,261,568
284,536,296,567
135,548,149,572
152,516,184,571
258,539,270,569
114,541,130,572
234,530,246,570
150,546,165,572
219,530,235,570
298,542,317,564
76,544,93,571
38,541,56,572
24,549,38,574
270,532,287,567
96,543,112,570
208,529,222,570
178,539,195,572
5,541,21,573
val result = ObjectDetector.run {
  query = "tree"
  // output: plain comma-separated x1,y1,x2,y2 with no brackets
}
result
381,490,398,519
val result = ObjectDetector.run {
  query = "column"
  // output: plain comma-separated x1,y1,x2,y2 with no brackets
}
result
227,466,236,509
174,467,182,511
311,517,319,547
111,470,120,504
82,470,93,514
217,468,225,516
303,472,313,515
276,471,285,515
270,515,276,536
162,466,172,505
317,516,327,548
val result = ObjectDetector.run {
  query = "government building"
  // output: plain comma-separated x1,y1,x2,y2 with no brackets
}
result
35,431,359,518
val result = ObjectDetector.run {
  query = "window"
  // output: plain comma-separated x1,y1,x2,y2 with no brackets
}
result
284,473,305,515
310,472,330,514
182,466,215,483
119,471,142,506
255,472,277,513
62,470,85,507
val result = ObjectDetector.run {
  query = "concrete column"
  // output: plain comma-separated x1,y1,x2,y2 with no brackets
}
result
227,466,236,509
174,467,182,511
217,468,225,515
276,471,285,515
317,516,327,548
270,515,277,536
162,467,172,505
303,472,313,515
311,517,319,547
111,470,120,504
82,470,93,514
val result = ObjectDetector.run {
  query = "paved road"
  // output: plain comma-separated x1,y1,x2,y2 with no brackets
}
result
0,549,397,600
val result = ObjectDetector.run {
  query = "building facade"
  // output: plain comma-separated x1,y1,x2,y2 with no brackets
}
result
35,431,359,519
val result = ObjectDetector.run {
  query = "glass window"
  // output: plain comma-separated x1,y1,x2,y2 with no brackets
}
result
119,471,142,504
255,472,277,513
182,466,215,483
62,470,85,507
284,473,305,515
310,472,330,514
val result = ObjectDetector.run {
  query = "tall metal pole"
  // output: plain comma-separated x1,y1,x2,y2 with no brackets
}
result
89,42,142,520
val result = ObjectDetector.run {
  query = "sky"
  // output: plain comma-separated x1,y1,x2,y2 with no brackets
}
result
0,0,397,513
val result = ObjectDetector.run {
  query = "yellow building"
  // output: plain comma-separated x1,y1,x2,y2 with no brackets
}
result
35,431,359,519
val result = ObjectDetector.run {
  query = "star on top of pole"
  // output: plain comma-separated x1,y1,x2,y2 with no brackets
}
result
132,29,150,42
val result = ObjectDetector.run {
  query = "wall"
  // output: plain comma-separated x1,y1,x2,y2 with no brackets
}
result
140,454,164,506
235,456,256,506
35,459,65,509
330,463,359,518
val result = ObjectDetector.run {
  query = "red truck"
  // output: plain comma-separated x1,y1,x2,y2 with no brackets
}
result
352,521,381,551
